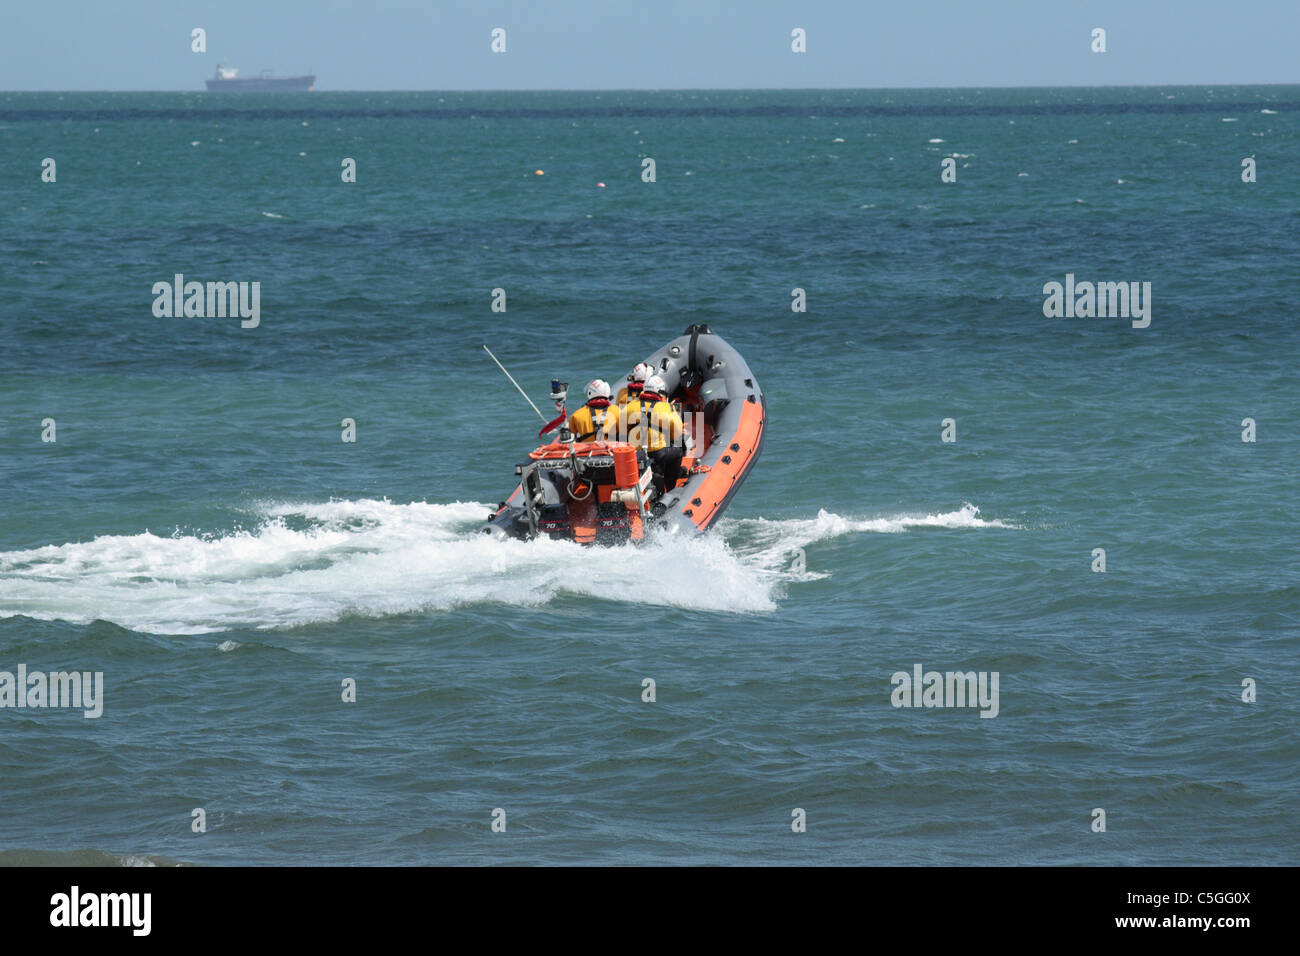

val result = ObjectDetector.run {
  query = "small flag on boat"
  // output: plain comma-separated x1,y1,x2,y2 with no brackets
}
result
539,407,567,437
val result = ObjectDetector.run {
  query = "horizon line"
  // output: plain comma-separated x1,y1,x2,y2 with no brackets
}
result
3,81,1298,95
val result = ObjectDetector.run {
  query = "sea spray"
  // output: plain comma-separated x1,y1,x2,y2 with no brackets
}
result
0,500,1014,634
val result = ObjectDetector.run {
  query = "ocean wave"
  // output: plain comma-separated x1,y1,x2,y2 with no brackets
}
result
0,500,1014,634
0,848,182,867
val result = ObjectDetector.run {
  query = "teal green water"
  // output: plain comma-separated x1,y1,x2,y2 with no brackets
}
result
0,88,1297,864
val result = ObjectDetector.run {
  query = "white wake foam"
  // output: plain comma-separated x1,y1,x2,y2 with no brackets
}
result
0,500,1013,634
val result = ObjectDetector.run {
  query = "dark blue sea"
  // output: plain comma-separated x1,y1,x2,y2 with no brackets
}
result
1,87,1296,864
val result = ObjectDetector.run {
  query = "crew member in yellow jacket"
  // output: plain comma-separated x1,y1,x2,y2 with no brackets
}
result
615,374,686,494
615,362,654,406
566,379,616,441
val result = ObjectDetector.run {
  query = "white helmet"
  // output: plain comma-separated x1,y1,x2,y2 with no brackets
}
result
629,362,654,383
643,375,667,397
585,378,611,401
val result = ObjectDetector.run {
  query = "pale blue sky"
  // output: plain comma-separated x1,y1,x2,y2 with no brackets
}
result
2,0,1296,91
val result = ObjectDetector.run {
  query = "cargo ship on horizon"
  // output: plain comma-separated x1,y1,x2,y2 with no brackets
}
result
205,66,315,92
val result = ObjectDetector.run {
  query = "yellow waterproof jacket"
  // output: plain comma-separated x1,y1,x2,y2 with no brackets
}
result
613,398,683,452
567,402,615,441
615,384,644,406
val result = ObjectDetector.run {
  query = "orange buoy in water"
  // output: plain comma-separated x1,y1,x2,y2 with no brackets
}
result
534,169,544,175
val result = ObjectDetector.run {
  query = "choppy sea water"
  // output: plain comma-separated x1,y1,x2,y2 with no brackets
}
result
0,88,1296,865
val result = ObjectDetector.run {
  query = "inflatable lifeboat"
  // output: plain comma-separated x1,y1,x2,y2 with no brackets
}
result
482,325,765,543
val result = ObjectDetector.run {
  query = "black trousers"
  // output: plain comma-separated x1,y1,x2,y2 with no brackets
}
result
648,446,684,495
